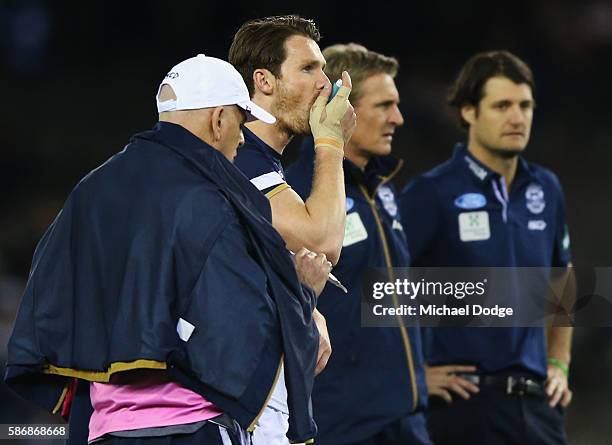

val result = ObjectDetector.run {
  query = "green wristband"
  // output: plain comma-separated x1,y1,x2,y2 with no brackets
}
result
548,358,569,377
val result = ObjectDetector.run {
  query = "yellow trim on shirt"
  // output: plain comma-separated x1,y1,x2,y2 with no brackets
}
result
44,359,167,382
265,183,290,199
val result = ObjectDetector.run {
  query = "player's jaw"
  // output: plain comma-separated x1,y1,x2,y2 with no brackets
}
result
272,82,319,136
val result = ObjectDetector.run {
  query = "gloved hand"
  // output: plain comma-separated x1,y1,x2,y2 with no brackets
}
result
309,71,356,154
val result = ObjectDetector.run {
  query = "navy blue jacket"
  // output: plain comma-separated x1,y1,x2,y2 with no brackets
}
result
399,143,571,377
286,141,428,445
5,122,319,443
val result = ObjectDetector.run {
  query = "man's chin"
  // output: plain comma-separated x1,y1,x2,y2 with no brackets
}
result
362,144,392,159
294,123,312,137
491,146,525,159
276,115,310,138
301,121,313,136
377,143,393,156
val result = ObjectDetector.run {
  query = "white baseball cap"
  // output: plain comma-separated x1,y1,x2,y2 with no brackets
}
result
156,54,276,124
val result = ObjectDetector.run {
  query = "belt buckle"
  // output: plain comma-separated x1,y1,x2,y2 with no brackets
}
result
507,376,526,396
506,376,514,394
524,378,543,397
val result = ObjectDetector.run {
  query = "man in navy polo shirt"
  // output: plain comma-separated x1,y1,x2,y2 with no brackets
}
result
229,16,356,445
287,43,430,445
399,51,573,445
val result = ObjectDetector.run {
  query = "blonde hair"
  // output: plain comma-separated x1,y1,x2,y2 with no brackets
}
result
322,43,399,103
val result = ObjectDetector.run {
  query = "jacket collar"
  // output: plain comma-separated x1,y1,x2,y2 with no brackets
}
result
345,154,403,197
136,121,273,223
452,142,537,187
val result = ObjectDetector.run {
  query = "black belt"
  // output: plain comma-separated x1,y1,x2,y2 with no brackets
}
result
455,373,547,398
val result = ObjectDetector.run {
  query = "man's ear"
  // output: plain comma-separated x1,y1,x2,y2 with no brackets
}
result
211,106,225,141
253,68,275,96
461,105,477,126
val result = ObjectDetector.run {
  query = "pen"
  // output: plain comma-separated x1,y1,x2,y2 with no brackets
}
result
289,251,348,293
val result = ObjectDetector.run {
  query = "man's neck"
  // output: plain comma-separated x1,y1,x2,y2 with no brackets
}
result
159,115,213,147
467,141,519,190
344,143,369,171
245,121,292,155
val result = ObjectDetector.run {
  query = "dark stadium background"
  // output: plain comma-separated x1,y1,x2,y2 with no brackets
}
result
1,1,611,443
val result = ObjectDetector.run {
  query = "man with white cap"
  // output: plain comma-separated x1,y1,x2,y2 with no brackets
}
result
155,54,276,161
5,54,330,445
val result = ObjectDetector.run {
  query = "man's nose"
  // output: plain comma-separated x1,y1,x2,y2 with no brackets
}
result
389,105,404,127
316,73,331,91
508,105,526,125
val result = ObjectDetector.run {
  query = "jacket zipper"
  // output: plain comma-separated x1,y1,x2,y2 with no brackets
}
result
358,179,418,411
247,357,284,432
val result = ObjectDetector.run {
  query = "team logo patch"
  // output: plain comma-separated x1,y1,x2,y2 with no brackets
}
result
454,193,487,210
377,186,398,217
343,212,368,247
528,220,547,231
525,184,546,214
346,197,354,212
458,211,490,241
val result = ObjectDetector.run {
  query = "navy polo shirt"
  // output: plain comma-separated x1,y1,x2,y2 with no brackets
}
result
287,140,428,445
233,126,291,198
399,143,571,378
232,125,297,415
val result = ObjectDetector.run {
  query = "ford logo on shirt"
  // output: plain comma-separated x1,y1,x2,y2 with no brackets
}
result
346,197,354,212
454,193,487,210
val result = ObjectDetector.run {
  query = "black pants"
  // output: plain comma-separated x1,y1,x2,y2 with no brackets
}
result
347,413,433,445
426,386,566,445
94,422,226,445
66,379,93,445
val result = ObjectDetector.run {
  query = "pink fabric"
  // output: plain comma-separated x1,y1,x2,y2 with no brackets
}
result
88,371,223,442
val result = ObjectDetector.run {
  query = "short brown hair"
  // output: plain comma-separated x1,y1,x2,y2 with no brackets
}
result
229,15,321,96
448,50,535,129
322,43,399,104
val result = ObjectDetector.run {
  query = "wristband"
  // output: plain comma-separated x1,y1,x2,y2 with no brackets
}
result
547,358,569,377
314,138,343,150
314,139,344,157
